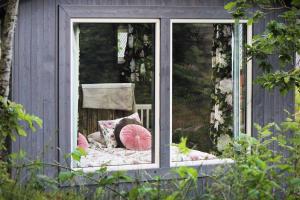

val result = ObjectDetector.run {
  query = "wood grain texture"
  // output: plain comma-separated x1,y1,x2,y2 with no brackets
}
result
160,18,170,168
58,5,71,167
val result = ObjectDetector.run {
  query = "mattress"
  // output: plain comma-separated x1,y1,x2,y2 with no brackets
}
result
77,146,216,168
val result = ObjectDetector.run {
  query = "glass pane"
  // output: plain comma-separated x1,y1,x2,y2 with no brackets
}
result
172,23,247,162
72,23,156,168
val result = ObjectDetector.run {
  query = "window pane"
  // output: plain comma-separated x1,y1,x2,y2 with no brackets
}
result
72,23,157,168
172,23,247,161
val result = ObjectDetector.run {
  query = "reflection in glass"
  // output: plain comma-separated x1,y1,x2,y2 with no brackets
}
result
172,23,247,160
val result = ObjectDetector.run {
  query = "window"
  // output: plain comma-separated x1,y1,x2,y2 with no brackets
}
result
170,20,251,166
68,17,252,171
71,19,160,170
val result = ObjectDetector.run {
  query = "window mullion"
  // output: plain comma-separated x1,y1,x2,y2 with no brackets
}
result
160,18,171,168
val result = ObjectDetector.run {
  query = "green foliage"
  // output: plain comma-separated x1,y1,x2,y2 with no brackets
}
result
0,100,299,199
0,97,42,151
173,137,191,155
203,118,300,200
225,0,300,93
0,96,43,199
256,68,300,95
70,147,87,162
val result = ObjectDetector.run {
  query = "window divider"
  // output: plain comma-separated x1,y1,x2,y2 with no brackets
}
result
159,18,171,168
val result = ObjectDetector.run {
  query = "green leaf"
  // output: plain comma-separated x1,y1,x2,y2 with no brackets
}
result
58,171,75,182
16,126,27,137
31,115,43,128
174,166,198,182
290,178,300,185
128,187,139,200
284,76,290,84
247,18,254,25
224,1,237,11
292,0,300,7
255,158,267,170
71,147,87,161
176,137,191,155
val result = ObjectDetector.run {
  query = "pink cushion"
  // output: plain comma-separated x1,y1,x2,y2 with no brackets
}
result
77,132,89,150
120,124,151,151
98,112,141,148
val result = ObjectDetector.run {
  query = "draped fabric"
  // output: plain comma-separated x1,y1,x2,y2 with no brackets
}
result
81,83,136,111
210,24,233,149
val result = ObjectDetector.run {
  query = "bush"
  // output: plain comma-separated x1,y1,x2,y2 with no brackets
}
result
203,119,300,200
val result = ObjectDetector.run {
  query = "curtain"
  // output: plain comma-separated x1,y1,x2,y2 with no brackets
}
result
210,24,233,150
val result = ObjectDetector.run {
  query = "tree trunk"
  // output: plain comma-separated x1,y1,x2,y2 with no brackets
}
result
0,0,19,103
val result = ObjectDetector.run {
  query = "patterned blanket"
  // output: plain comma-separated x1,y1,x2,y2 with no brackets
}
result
78,145,216,168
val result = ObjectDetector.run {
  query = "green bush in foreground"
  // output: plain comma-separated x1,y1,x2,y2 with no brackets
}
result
0,96,299,200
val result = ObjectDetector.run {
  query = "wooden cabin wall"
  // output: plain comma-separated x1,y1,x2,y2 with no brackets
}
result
11,0,294,194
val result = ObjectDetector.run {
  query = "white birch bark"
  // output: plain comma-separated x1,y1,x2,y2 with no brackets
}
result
0,0,19,102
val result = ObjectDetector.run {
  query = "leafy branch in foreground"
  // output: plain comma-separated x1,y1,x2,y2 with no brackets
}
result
225,0,300,94
203,115,300,200
0,96,42,151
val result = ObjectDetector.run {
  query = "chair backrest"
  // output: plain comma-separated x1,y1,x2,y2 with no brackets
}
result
136,104,152,129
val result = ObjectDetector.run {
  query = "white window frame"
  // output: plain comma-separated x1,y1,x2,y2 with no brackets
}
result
169,19,252,167
70,18,160,172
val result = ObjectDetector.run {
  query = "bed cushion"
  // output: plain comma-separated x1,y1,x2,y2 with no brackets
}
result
114,118,142,148
77,132,89,150
120,124,151,151
98,113,141,148
87,131,106,147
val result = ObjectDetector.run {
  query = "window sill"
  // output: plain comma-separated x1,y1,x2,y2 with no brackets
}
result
59,158,234,187
170,158,234,167
73,163,159,173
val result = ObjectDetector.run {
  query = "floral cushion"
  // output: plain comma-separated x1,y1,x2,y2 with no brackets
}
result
120,124,152,151
98,113,141,148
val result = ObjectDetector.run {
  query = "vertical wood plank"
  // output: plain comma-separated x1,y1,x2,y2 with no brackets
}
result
43,0,59,177
30,0,44,167
19,0,32,163
58,5,71,167
251,19,265,137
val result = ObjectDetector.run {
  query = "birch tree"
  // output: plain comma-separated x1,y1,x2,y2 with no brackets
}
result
0,0,19,103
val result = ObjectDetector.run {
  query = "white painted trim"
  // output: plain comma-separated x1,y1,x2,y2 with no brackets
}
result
154,20,160,167
169,19,253,166
70,18,160,171
73,163,159,173
170,19,248,24
71,18,160,23
171,158,234,167
246,25,253,137
70,21,75,168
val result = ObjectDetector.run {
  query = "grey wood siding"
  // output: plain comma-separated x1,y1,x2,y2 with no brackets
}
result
11,0,294,193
